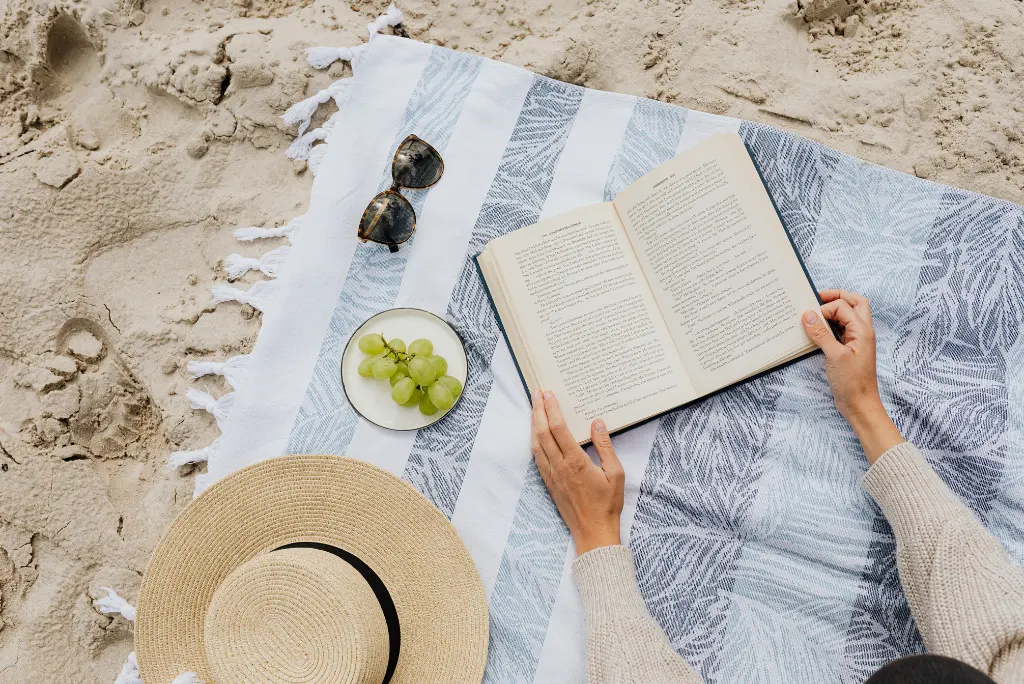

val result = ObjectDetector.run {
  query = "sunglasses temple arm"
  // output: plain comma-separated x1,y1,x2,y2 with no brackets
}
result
388,244,399,253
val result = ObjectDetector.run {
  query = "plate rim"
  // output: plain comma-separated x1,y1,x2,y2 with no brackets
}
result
340,307,469,432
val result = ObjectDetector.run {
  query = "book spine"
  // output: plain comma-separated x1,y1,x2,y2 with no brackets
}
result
473,254,532,398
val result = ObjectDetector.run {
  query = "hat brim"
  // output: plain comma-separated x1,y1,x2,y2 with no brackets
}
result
136,454,488,683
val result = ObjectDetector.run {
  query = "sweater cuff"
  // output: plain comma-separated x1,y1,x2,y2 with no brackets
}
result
573,545,650,619
861,441,962,529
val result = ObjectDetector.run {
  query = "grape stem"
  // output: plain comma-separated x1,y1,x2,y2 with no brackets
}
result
378,334,428,389
379,336,422,363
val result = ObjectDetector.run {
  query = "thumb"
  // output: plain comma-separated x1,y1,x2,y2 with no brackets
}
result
802,309,844,357
591,419,624,485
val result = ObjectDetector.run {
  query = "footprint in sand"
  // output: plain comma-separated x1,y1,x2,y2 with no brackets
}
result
17,9,100,100
21,319,160,460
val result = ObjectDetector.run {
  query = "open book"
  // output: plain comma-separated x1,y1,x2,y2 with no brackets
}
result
476,133,823,443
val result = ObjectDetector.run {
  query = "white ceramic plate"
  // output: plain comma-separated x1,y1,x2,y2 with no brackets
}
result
341,308,468,430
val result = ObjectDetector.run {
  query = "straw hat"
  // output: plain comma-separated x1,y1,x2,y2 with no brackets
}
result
135,454,488,683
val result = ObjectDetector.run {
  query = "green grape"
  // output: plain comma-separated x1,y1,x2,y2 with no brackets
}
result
418,392,438,416
388,338,407,353
357,353,382,378
371,358,397,379
391,377,416,405
396,361,409,376
403,387,422,407
427,382,454,411
408,357,436,386
358,334,385,355
408,338,433,356
438,375,463,399
389,371,407,387
428,355,448,376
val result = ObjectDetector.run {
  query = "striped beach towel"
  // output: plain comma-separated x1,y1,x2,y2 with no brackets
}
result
190,31,1024,684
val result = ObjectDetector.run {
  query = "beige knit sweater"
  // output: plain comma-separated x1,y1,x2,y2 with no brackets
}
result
573,442,1024,683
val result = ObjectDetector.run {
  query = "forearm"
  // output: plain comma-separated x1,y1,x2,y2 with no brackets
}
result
845,400,905,464
863,443,1024,683
573,545,703,684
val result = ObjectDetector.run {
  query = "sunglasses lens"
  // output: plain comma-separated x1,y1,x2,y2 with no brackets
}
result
392,136,444,189
359,191,416,246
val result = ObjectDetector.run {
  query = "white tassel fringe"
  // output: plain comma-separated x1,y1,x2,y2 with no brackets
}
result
234,216,302,242
172,673,204,684
368,3,404,36
304,4,403,71
167,442,214,470
286,127,328,160
223,247,290,280
211,279,279,312
95,586,136,622
306,44,363,69
115,652,143,684
187,389,235,428
187,354,250,389
281,79,350,137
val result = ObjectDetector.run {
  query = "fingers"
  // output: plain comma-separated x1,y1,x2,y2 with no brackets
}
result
543,391,582,456
802,309,846,357
819,289,872,323
819,299,862,329
531,389,557,473
591,419,625,489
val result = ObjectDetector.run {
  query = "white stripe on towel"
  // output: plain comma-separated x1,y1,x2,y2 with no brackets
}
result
223,247,290,280
676,109,741,154
347,60,535,470
308,145,329,176
448,341,532,598
532,90,679,684
447,85,634,602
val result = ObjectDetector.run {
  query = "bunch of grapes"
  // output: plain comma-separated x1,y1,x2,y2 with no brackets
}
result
356,334,464,416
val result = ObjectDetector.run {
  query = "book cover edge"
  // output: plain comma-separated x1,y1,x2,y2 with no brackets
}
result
474,253,532,398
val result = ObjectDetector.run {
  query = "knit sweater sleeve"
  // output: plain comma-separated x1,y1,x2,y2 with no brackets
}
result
573,544,703,684
862,442,1024,684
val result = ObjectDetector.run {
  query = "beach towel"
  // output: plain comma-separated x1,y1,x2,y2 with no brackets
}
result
184,28,1024,684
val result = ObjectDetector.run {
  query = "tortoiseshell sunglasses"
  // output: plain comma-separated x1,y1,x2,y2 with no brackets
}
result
357,134,444,253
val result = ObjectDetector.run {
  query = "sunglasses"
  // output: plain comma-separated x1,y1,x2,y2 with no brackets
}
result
358,134,444,253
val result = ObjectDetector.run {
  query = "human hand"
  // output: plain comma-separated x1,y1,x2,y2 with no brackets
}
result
802,290,903,463
531,390,625,556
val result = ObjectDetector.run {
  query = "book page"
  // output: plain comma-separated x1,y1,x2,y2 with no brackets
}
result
484,202,695,442
613,133,819,396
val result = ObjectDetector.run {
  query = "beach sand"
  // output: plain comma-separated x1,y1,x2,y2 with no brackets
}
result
0,0,1021,679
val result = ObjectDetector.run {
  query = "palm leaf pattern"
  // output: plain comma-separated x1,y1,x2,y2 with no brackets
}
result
279,42,1024,681
629,123,838,680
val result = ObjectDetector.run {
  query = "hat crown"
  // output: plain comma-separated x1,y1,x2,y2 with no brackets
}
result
203,547,389,684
